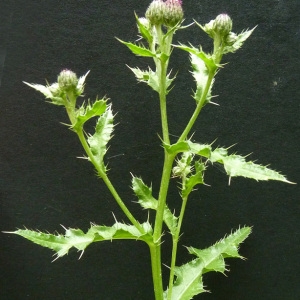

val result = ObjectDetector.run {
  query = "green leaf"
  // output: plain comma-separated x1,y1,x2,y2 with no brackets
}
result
175,44,218,72
87,105,114,173
72,99,107,131
135,13,153,44
148,69,160,93
173,152,194,178
223,26,257,54
166,227,251,299
187,142,294,184
182,161,206,198
117,38,156,57
173,152,206,198
210,147,294,183
190,53,213,104
165,259,206,300
164,141,190,155
6,222,153,260
127,66,160,92
188,226,252,271
132,176,178,234
128,65,175,94
127,66,151,82
24,82,65,106
157,52,170,63
187,142,212,158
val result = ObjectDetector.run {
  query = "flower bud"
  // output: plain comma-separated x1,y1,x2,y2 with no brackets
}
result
138,17,151,30
48,83,61,97
57,69,78,92
163,0,183,27
225,32,238,46
213,14,232,37
145,0,166,26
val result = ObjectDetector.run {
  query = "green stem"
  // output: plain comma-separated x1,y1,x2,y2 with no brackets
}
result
177,71,215,142
77,129,144,233
148,25,176,300
152,153,175,300
167,195,189,300
64,98,144,234
159,62,170,144
149,241,164,300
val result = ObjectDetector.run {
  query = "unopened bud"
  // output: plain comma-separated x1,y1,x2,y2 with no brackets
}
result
163,0,183,27
57,69,78,92
213,14,232,36
225,32,238,46
145,0,166,26
138,17,150,30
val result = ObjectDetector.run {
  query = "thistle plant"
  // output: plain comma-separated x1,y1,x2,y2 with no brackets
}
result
5,1,294,299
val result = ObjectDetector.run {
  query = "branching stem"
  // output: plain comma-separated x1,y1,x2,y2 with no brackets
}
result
167,195,189,300
65,100,145,234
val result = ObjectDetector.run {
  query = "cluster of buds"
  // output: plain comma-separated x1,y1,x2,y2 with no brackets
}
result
145,0,183,27
201,13,233,41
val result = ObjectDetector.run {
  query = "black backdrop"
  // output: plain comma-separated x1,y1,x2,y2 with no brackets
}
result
1,1,299,299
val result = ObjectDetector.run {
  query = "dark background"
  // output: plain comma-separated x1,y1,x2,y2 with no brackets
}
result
1,1,299,299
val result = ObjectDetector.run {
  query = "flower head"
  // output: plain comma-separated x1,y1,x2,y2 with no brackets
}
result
145,0,183,27
58,69,79,92
146,0,166,26
163,0,183,27
201,13,232,40
213,14,232,36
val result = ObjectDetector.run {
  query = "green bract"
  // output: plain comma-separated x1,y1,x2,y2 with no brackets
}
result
6,2,294,300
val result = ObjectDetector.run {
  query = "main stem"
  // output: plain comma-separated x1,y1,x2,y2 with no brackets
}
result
150,25,175,300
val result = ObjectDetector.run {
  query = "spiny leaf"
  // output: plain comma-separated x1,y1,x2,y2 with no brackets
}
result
188,226,252,272
182,161,206,198
209,147,294,183
87,105,114,174
117,38,156,57
6,222,153,260
190,53,213,104
173,152,194,178
187,141,293,184
135,12,153,44
175,43,218,72
128,65,174,94
7,228,94,259
132,176,178,233
164,141,190,155
166,227,251,299
223,27,257,54
127,66,151,82
72,99,107,131
173,152,206,198
24,82,65,106
187,142,212,158
165,259,206,300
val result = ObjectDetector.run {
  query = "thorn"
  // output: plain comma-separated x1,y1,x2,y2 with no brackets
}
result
76,155,89,160
111,212,118,223
51,254,60,263
78,250,84,260
107,153,124,160
209,101,220,106
60,224,67,231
